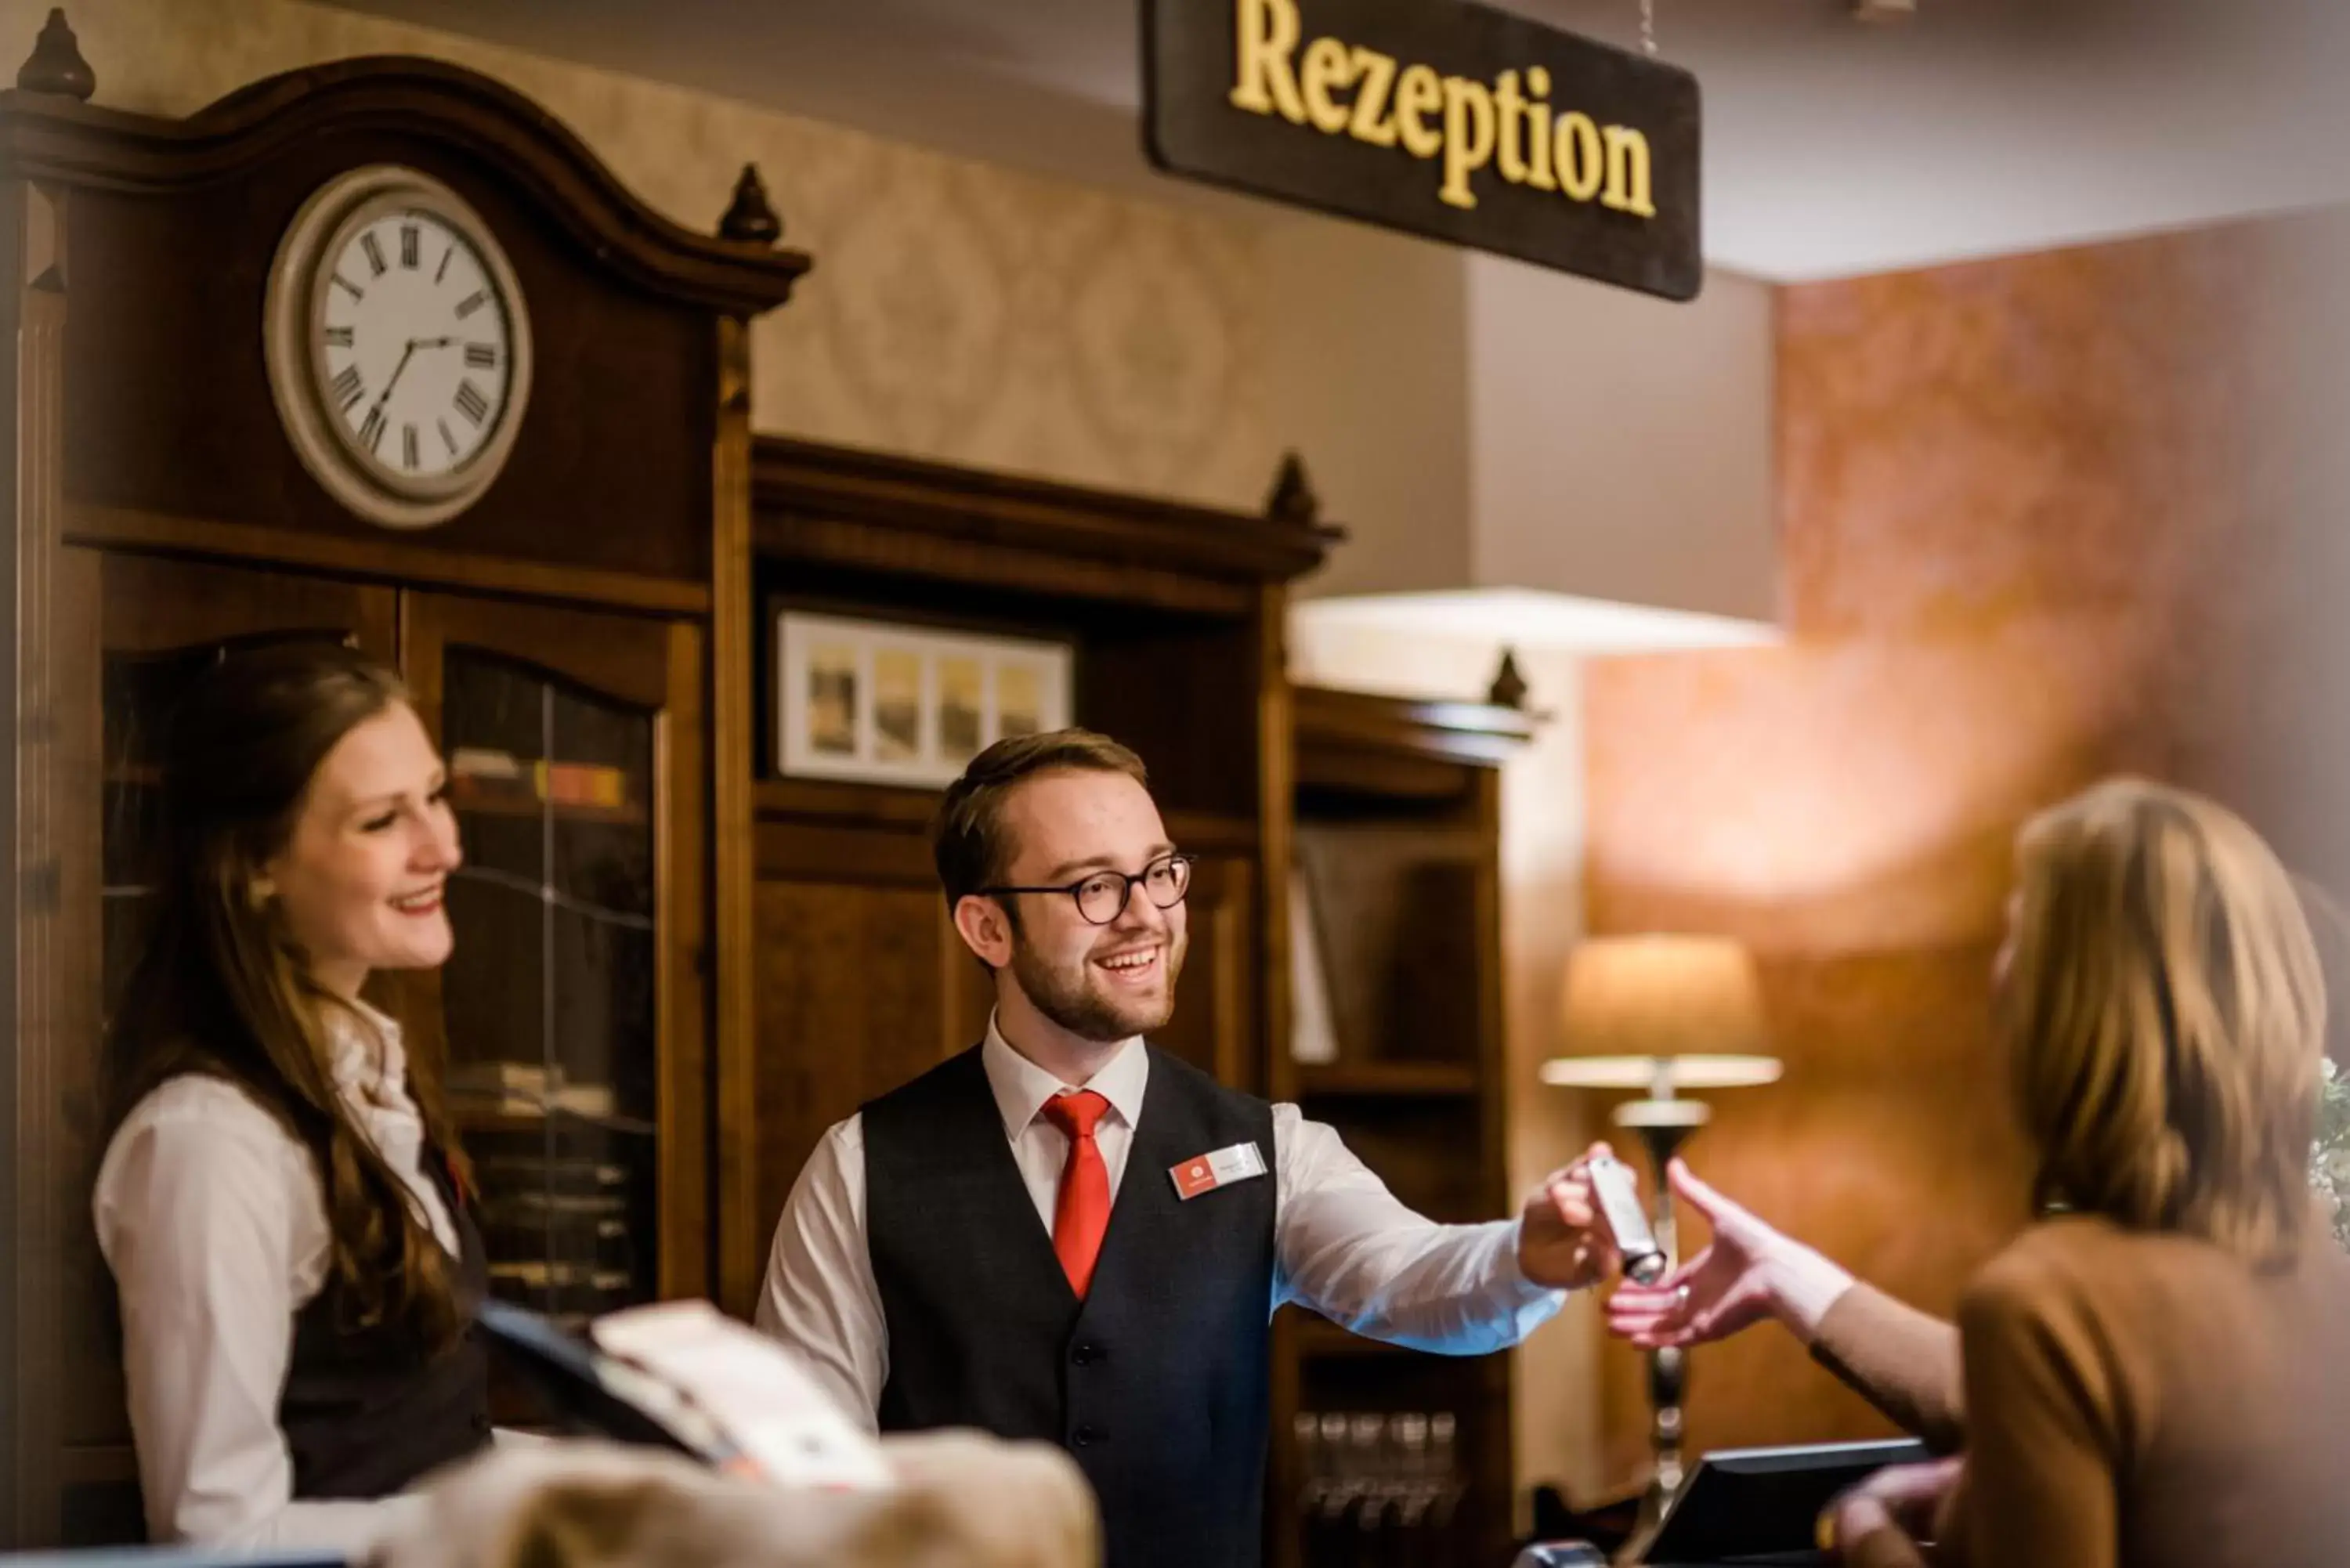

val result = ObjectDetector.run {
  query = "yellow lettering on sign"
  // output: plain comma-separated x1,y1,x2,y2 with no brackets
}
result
1229,0,1306,123
1495,70,1528,185
1439,77,1495,209
1603,125,1657,216
1300,36,1355,133
1393,63,1444,157
1521,66,1556,190
1215,5,1662,221
1347,48,1400,146
1555,110,1603,201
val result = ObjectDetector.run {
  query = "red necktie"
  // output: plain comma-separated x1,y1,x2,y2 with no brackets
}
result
1040,1090,1112,1299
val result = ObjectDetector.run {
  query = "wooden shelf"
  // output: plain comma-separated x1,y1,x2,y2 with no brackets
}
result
1295,1061,1482,1098
757,775,1260,852
454,1107,656,1138
453,793,647,826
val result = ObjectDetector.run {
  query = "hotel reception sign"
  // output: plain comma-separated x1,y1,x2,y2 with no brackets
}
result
1144,0,1701,301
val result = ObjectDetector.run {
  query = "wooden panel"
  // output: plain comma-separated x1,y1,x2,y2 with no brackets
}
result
710,315,762,1315
750,877,971,1288
1154,852,1258,1089
4,168,73,1548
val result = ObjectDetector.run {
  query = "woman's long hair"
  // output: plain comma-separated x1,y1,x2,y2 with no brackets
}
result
2001,778,2326,1267
105,642,471,1347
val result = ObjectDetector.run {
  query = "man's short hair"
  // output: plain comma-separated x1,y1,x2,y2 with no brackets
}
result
931,728,1149,912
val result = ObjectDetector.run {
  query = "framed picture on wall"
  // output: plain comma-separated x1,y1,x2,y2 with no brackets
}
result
775,609,1074,787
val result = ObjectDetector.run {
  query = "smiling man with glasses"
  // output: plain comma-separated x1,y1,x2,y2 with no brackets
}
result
756,728,1622,1568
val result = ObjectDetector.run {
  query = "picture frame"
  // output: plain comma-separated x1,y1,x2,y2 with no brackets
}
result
775,609,1074,788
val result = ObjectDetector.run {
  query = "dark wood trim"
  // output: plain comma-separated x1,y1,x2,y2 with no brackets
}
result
710,318,762,1318
658,619,710,1302
753,437,1342,598
0,58,809,317
751,776,1259,856
65,504,711,616
2,168,72,1548
1292,684,1537,768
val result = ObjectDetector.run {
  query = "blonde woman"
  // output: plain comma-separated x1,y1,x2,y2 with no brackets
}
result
1607,779,2350,1567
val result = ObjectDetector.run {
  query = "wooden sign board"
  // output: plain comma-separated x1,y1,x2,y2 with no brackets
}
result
1144,0,1702,301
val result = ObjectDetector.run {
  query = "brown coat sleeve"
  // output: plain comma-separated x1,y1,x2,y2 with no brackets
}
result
1940,1251,2120,1568
1807,1283,1967,1454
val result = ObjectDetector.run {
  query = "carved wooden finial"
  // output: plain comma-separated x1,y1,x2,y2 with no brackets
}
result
1265,450,1320,526
18,9,93,100
718,164,783,245
1487,648,1530,710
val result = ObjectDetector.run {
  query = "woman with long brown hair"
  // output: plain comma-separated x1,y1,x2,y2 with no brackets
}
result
94,643,489,1549
1607,778,2350,1566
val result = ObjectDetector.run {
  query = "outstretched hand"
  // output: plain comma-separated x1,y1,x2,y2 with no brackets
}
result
1517,1141,1624,1292
1603,1160,1854,1349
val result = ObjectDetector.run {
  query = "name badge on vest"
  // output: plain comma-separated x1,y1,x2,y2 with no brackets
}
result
1170,1140,1267,1201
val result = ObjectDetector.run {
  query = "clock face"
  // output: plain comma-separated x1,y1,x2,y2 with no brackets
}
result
316,208,515,484
266,166,533,529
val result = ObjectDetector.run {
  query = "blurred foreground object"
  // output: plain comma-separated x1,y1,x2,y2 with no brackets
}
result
376,1434,1098,1568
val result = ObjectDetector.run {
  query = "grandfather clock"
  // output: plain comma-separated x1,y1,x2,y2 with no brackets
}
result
0,13,807,1545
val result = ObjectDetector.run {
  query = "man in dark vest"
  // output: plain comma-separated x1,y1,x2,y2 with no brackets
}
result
756,730,1623,1568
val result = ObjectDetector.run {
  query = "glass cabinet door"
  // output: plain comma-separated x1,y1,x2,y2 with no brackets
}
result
438,647,659,1331
403,591,705,1335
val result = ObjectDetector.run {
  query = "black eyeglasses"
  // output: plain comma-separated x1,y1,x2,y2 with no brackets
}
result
979,853,1194,927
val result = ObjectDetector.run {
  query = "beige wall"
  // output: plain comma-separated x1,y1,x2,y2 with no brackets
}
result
1467,258,1778,624
1264,221,1474,601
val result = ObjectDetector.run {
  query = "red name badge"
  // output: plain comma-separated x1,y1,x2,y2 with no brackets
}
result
1170,1140,1268,1201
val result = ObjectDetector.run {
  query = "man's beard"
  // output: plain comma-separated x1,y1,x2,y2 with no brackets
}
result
1008,930,1188,1042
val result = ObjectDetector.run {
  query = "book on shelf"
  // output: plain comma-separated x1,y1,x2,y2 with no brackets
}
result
1289,863,1340,1065
447,1060,620,1120
450,747,631,811
475,1296,893,1492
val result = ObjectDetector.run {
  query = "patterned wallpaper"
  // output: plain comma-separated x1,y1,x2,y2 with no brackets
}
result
16,0,1283,509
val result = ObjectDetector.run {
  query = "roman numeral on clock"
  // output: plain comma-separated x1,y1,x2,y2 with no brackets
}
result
454,380,490,426
400,225,420,269
323,326,353,348
403,424,420,470
360,233,387,277
359,405,386,453
464,343,497,370
439,417,459,457
330,274,364,302
329,364,365,411
454,290,490,320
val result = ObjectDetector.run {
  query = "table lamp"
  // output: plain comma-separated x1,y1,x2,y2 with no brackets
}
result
1540,934,1779,1526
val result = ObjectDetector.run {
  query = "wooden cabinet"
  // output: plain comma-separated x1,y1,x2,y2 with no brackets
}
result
1270,685,1533,1568
1,36,802,1546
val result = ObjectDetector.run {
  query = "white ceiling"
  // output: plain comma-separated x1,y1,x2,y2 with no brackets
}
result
316,0,2350,282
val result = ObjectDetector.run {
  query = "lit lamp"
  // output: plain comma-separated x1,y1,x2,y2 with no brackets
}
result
1540,934,1779,1524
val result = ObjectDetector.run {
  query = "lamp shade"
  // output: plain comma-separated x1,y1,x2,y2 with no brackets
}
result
1542,934,1773,1092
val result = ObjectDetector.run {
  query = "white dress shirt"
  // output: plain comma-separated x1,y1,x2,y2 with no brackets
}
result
92,999,462,1552
755,1020,1566,1428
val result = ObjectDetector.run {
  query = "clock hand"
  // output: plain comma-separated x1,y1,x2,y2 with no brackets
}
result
367,340,420,418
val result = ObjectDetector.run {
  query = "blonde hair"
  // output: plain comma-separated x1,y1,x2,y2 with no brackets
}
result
2000,778,2325,1266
